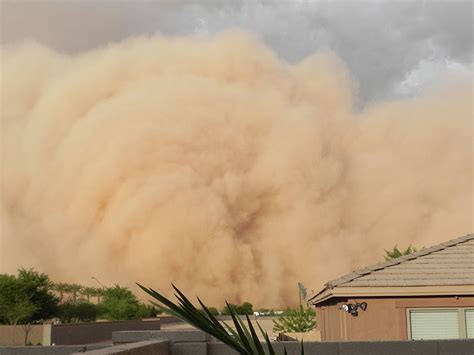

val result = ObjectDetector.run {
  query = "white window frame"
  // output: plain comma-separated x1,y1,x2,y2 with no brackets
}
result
406,307,474,339
465,309,474,338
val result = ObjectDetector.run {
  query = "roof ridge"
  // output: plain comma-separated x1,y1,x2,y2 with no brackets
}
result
324,233,474,289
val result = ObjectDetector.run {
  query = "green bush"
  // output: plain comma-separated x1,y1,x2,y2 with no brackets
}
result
199,307,219,316
221,302,253,315
57,301,101,323
273,305,316,333
237,302,253,315
0,268,58,325
220,303,236,315
101,285,154,320
384,245,418,260
136,303,161,318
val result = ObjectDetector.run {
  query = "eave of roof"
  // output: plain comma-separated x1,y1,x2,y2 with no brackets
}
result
311,285,474,304
309,233,474,305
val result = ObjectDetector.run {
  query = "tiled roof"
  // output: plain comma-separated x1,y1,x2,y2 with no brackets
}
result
324,233,474,289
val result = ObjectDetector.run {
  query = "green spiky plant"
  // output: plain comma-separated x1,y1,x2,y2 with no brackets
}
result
137,283,304,355
384,245,418,261
272,306,316,334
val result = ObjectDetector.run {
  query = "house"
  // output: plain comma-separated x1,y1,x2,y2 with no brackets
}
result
309,234,474,341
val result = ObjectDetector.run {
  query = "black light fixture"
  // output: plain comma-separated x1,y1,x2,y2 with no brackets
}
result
340,302,368,316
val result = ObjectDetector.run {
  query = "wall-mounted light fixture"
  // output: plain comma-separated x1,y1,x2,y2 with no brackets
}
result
340,302,367,316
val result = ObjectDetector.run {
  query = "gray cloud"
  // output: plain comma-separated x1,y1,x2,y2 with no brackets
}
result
1,0,472,103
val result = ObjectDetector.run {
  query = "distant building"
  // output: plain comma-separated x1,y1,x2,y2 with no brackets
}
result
309,234,474,341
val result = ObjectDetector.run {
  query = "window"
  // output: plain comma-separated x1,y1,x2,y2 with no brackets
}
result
408,308,474,340
466,309,474,338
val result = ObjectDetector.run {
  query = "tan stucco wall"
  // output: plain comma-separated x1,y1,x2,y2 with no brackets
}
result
0,325,44,345
316,295,474,341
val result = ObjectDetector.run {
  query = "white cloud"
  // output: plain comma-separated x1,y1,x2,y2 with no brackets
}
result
392,59,472,98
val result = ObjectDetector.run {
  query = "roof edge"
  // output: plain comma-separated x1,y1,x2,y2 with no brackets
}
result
310,285,474,304
323,233,474,290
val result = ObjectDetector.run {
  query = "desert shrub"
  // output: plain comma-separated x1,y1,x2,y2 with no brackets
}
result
221,302,253,315
272,305,316,333
101,285,157,320
199,307,219,316
384,245,418,260
136,303,161,318
57,301,101,323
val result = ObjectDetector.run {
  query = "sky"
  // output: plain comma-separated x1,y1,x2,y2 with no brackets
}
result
1,0,472,105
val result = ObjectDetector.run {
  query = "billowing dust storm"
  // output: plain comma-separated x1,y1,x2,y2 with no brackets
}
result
1,32,472,306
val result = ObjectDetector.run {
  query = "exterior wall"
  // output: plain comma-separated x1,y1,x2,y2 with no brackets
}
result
75,340,169,354
218,317,277,341
0,325,44,346
160,315,291,341
279,330,321,341
51,319,160,345
2,330,474,354
0,320,162,346
316,295,474,341
0,344,108,354
103,330,474,354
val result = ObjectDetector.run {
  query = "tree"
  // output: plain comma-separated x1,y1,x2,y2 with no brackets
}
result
52,282,70,302
221,303,238,315
199,307,219,316
0,268,58,323
237,302,254,315
57,301,101,323
384,245,418,261
101,285,142,320
21,322,36,346
136,304,161,318
80,287,97,303
221,302,254,315
2,297,37,344
92,287,105,304
66,284,83,303
0,269,58,344
4,298,37,326
272,306,316,334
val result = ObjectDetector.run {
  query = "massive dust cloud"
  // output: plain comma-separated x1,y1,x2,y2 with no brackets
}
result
1,32,472,306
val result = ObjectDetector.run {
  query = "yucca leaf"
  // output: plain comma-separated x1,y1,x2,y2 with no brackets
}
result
222,318,253,352
222,320,241,339
143,286,208,332
151,302,182,320
137,285,185,318
138,283,307,355
196,297,242,342
197,297,224,328
137,284,247,353
234,312,256,348
227,301,254,353
245,315,265,355
217,318,249,351
196,297,238,342
256,322,275,355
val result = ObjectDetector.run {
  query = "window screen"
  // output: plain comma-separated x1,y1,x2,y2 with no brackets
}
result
466,309,474,339
410,309,459,340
